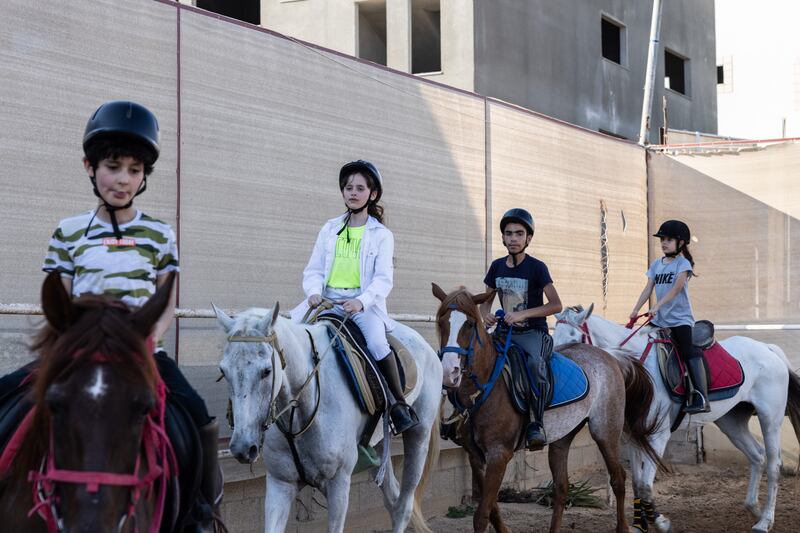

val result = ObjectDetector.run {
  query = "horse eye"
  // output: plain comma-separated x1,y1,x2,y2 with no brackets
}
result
261,368,271,379
134,394,155,417
46,385,66,414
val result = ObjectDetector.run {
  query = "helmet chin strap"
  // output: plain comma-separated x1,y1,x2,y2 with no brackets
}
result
85,172,147,239
336,197,371,243
504,241,529,267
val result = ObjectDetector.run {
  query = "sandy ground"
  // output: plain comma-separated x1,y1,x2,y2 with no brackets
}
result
423,461,800,532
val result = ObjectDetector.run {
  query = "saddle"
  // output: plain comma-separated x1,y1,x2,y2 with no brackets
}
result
318,313,416,416
500,342,589,415
653,321,744,403
0,368,211,532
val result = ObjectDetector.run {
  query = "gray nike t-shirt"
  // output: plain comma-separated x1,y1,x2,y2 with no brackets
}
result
646,256,695,327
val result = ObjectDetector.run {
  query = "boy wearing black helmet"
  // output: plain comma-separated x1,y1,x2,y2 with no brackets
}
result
0,101,222,522
479,208,563,450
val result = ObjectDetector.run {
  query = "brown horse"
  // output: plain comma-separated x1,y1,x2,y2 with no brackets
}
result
0,272,180,532
432,284,663,533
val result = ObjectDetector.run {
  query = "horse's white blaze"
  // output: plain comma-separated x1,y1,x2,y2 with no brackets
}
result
86,367,107,401
442,311,468,387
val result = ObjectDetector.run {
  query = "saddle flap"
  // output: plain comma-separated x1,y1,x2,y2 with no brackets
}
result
387,333,417,395
320,314,387,416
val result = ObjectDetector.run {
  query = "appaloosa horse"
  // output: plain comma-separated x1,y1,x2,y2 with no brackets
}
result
214,303,442,533
433,285,663,533
554,304,800,533
0,272,208,532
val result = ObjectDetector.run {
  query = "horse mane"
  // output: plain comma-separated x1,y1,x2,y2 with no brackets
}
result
7,294,159,486
435,288,483,325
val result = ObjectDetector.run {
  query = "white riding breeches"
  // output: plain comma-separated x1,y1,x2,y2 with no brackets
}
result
323,287,391,360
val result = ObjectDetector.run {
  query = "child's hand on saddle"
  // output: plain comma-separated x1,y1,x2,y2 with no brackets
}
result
308,294,323,308
484,313,498,327
646,306,659,317
503,311,526,325
341,299,364,314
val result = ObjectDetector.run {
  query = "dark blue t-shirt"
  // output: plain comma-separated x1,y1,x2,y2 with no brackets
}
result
483,255,553,332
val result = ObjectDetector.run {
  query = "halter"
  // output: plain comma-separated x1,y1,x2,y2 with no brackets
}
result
438,307,510,415
27,352,175,533
555,318,594,345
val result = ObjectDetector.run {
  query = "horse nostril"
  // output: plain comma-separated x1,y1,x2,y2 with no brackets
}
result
248,445,258,461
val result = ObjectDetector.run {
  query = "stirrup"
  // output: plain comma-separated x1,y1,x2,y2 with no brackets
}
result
388,402,419,435
684,392,710,414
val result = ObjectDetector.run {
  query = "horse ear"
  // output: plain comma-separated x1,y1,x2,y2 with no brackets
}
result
212,303,235,332
554,310,564,321
41,270,75,333
131,272,175,338
585,303,595,319
472,289,495,306
431,283,447,302
270,302,280,327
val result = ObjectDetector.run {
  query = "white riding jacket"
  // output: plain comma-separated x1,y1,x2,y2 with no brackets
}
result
290,213,398,331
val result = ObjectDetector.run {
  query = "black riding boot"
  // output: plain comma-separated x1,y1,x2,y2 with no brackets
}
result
377,355,419,435
685,358,711,414
198,419,224,526
525,382,548,450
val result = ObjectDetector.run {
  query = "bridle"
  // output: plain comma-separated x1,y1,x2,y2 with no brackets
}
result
28,352,174,533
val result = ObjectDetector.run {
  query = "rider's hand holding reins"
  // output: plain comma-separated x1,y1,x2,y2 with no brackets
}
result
484,312,498,327
341,299,363,314
503,310,526,325
308,294,323,308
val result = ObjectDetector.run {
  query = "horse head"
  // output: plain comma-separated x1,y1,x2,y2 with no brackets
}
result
214,304,283,465
16,271,174,532
553,303,594,346
431,283,494,388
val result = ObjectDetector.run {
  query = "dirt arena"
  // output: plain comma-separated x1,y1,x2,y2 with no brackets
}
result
423,461,800,533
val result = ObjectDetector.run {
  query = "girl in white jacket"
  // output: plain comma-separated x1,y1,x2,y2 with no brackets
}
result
291,160,418,434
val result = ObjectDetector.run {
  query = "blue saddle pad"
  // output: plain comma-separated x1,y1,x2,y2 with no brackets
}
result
547,352,589,409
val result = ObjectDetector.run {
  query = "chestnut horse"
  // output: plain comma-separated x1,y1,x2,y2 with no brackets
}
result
433,284,663,533
0,272,186,532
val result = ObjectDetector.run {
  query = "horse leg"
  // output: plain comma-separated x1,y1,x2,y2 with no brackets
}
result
382,424,433,533
321,468,354,533
264,475,299,533
630,426,672,532
588,423,628,533
750,405,785,533
467,453,486,504
547,428,579,533
467,452,486,503
714,406,766,520
473,449,513,533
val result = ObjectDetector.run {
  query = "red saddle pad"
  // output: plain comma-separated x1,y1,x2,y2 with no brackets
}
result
674,342,744,395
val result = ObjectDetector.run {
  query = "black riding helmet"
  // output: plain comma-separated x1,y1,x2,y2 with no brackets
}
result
338,160,383,203
83,100,160,162
82,101,161,239
500,208,535,236
653,220,690,243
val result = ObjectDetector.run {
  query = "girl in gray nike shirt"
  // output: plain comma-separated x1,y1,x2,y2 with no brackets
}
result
630,219,709,413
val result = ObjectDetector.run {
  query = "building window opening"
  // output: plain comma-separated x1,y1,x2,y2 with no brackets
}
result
358,1,387,66
601,17,623,65
412,0,441,74
717,65,724,84
196,0,260,25
665,50,687,95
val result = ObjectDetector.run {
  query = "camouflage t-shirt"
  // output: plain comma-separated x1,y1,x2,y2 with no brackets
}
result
42,209,179,308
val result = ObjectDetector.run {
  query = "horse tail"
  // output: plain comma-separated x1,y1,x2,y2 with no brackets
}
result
409,402,441,533
616,355,670,472
768,343,800,471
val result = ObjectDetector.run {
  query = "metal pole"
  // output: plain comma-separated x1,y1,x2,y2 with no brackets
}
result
638,0,664,145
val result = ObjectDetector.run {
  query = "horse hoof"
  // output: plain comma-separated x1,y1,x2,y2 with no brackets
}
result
751,528,769,533
655,515,672,533
746,504,762,519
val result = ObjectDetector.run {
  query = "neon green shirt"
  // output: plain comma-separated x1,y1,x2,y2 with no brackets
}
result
327,225,365,289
